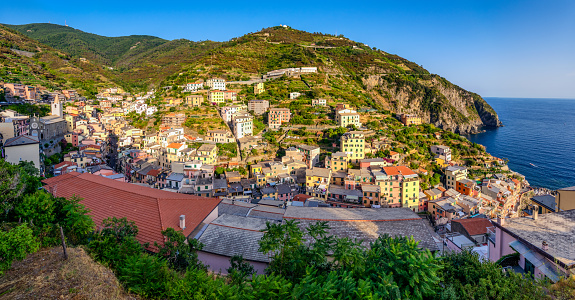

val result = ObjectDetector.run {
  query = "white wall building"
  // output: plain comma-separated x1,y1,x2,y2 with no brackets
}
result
206,78,226,91
232,113,253,139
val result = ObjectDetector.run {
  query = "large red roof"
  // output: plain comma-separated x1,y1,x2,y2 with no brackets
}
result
452,218,493,236
42,172,220,250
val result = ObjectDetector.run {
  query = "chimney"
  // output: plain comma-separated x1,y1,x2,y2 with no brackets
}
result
542,241,549,251
179,215,186,230
497,216,505,226
532,205,538,220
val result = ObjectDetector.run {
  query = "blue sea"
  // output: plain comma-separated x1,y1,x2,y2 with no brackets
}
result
464,97,575,190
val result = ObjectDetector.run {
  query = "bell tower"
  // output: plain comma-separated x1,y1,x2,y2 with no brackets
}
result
51,95,63,118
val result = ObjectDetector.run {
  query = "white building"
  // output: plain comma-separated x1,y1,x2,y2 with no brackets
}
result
146,106,158,116
289,92,301,99
431,145,452,162
221,105,247,123
185,82,204,92
232,113,253,139
3,135,41,170
206,78,226,91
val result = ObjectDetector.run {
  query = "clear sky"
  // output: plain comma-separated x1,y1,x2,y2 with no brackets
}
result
2,0,574,98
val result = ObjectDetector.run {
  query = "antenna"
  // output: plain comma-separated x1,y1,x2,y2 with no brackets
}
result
65,20,68,27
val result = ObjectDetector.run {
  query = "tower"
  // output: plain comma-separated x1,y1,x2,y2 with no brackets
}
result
51,95,63,118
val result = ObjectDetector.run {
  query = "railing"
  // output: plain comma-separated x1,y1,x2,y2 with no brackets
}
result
486,226,496,244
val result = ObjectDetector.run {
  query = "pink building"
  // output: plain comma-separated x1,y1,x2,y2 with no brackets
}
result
268,108,291,129
488,209,575,282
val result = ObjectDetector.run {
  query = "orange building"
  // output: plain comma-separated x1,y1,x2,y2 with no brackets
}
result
456,178,477,196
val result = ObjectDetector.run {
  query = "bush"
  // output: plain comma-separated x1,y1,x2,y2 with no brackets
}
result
0,224,40,275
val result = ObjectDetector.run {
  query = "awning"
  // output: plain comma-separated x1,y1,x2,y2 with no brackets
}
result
509,240,561,282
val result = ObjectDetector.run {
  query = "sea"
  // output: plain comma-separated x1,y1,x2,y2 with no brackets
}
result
464,97,575,191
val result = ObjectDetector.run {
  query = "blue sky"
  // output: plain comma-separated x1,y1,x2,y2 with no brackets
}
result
2,0,574,98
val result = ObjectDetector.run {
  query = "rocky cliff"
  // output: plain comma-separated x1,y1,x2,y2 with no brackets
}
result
365,74,501,134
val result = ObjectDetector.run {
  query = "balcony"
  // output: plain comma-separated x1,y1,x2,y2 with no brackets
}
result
486,226,496,244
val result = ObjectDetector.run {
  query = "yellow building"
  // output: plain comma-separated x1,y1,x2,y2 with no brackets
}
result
208,90,225,104
401,177,420,211
325,152,349,172
254,82,265,95
341,131,365,164
400,114,422,126
167,98,182,106
193,144,218,164
185,94,203,107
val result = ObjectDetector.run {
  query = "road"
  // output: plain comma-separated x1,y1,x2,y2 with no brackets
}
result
104,133,119,171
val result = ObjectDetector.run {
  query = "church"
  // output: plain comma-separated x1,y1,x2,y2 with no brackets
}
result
29,96,67,143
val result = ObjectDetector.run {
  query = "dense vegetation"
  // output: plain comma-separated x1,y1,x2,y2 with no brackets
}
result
4,23,500,131
1,159,574,299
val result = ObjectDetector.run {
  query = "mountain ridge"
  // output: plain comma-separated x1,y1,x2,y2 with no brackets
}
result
4,23,501,133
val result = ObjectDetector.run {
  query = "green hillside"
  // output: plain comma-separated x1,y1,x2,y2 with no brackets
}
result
0,24,115,96
4,24,500,132
5,23,166,66
6,23,221,90
158,26,501,133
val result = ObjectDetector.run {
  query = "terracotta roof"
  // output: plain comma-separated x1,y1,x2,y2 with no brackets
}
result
383,166,416,176
167,143,183,149
147,169,161,177
54,161,77,169
42,172,220,250
451,218,493,236
293,194,312,202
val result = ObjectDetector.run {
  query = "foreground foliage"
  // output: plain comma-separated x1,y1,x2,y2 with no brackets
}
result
1,159,572,299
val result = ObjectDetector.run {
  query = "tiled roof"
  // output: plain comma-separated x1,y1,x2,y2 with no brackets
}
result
495,210,575,268
293,194,312,202
451,218,493,236
4,135,39,147
383,166,416,176
42,172,220,250
54,161,77,169
197,214,276,262
167,143,183,149
283,207,438,251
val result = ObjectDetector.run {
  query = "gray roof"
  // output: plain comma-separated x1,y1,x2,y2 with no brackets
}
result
213,178,228,189
4,135,39,147
258,199,284,207
166,172,185,181
283,207,439,251
531,195,557,211
276,184,291,195
261,187,276,194
247,205,285,220
217,201,256,217
496,210,575,268
197,214,275,262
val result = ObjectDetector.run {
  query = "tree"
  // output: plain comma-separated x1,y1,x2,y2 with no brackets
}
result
0,224,40,275
155,228,204,272
227,255,256,285
0,160,31,219
100,216,139,243
365,235,442,299
60,195,95,245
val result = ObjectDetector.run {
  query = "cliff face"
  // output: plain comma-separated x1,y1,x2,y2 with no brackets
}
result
365,74,501,134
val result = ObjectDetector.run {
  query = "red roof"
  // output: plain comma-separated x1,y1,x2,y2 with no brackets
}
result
383,166,416,176
293,194,312,202
147,169,161,177
167,143,183,149
452,218,493,236
54,161,77,169
42,172,220,250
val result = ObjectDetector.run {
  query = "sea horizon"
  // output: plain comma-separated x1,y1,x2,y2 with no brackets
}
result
466,97,575,191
